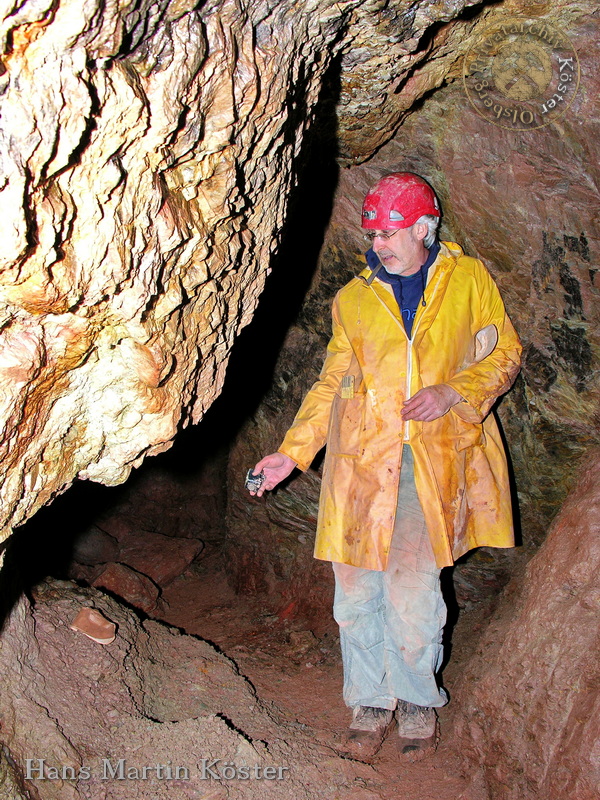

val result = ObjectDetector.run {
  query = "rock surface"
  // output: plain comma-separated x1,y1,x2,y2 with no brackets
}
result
117,530,203,585
452,448,600,800
71,525,119,566
92,561,162,613
0,578,367,800
90,446,227,543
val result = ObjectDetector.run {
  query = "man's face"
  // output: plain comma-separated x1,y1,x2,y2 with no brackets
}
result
370,223,427,276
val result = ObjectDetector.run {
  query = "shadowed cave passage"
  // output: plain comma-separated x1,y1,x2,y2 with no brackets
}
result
8,62,344,620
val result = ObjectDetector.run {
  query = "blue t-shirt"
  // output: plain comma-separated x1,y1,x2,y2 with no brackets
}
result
365,241,440,338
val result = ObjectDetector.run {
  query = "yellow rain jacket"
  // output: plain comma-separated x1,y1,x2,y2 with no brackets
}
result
278,241,522,570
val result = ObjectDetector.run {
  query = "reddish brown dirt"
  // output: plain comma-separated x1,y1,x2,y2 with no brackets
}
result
159,551,487,800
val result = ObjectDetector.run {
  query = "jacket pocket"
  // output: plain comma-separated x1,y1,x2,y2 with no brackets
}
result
449,410,486,451
328,389,367,457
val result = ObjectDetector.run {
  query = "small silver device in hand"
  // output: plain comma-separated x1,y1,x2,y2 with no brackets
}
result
245,468,266,493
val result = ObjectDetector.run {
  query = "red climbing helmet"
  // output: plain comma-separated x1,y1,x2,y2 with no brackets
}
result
361,172,440,230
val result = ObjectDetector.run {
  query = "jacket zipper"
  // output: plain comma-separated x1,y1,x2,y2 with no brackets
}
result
404,344,413,441
367,267,446,441
404,270,445,439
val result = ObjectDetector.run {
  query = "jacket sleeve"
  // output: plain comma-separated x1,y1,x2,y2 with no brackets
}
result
445,260,522,423
278,294,354,471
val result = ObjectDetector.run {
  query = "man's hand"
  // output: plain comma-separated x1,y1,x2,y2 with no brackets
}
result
249,452,297,497
401,384,462,422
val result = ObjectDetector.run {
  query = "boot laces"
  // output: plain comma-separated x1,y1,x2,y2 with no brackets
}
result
351,706,393,733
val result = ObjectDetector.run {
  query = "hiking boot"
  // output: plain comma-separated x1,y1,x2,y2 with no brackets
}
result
339,706,395,762
397,700,439,762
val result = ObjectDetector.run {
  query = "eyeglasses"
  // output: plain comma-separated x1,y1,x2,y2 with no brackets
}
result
363,230,399,244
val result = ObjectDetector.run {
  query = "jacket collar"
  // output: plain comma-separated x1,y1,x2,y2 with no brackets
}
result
357,241,463,337
411,242,460,342
358,240,463,284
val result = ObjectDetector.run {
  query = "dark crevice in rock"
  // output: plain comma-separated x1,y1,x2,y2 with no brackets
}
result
550,319,593,393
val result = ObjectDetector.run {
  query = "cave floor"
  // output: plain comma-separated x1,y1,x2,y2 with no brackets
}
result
157,552,486,800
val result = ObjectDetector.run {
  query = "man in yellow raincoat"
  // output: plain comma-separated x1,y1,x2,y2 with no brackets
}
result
251,173,521,761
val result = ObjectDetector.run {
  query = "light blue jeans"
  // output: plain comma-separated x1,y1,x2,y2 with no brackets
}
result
332,446,448,710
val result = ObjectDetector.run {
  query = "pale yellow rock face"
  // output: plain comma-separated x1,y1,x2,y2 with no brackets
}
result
0,0,340,538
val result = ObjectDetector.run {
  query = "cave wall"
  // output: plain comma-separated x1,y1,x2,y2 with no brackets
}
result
452,448,600,800
226,0,599,608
